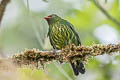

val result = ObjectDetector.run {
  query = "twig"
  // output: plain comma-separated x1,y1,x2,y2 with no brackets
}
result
92,0,120,27
0,0,10,25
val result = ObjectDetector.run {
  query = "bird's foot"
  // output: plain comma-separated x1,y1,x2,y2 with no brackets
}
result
53,49,56,54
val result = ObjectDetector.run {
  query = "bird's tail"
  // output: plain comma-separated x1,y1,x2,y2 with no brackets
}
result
70,60,85,76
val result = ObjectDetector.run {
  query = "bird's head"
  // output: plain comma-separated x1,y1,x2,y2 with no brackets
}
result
44,14,61,24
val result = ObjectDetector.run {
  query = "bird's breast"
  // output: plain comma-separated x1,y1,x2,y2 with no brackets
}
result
49,24,76,49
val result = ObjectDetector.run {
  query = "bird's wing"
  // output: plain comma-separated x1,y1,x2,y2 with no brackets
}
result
63,19,81,45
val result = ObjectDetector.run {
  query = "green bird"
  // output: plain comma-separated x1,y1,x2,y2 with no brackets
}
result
44,14,85,76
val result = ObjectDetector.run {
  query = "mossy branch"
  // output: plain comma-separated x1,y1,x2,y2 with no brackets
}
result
11,43,120,68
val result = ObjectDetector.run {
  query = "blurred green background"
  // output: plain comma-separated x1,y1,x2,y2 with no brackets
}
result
0,0,120,80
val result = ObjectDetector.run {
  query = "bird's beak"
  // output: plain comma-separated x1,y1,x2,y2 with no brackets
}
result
44,16,51,20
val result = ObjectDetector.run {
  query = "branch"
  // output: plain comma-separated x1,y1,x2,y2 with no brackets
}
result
91,0,120,27
0,0,10,25
9,43,120,68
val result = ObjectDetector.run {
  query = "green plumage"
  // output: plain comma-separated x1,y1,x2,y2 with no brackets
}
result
45,14,85,76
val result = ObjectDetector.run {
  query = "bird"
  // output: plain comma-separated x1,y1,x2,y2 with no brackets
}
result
44,14,85,76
